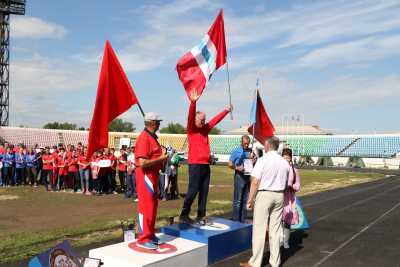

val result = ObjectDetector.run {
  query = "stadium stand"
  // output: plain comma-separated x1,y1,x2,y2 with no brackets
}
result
0,127,60,147
209,135,243,155
1,127,400,168
280,136,356,157
158,134,188,151
341,135,400,158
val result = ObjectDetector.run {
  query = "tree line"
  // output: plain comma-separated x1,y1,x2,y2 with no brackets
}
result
42,119,221,134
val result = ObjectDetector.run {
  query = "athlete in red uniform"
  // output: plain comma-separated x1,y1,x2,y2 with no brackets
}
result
135,112,168,250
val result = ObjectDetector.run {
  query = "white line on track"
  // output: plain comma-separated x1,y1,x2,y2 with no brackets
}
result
312,200,400,267
303,178,399,208
311,184,400,224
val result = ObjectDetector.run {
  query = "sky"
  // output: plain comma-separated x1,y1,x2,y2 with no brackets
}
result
8,0,400,134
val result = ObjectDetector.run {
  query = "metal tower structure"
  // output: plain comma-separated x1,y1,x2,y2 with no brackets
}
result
0,0,25,126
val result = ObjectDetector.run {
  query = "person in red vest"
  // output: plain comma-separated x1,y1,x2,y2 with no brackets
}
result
118,148,127,193
135,112,168,250
67,148,80,192
179,89,232,225
51,146,59,191
41,147,53,191
56,147,68,191
78,147,91,195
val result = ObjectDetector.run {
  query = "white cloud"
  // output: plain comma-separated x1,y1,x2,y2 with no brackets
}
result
117,0,400,73
194,68,400,130
297,35,400,68
9,54,98,127
11,16,66,39
11,54,96,95
279,0,400,47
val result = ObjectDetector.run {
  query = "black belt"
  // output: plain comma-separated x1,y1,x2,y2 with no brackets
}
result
258,189,284,193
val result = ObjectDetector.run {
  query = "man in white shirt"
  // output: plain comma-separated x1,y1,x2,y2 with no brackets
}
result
240,136,290,267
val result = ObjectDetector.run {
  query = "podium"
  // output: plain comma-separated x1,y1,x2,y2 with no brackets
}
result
161,217,252,264
88,234,207,267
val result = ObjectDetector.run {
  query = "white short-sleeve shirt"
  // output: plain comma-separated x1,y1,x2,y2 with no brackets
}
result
251,150,290,191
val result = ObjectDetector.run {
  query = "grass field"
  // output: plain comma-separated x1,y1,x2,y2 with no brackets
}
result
0,165,385,264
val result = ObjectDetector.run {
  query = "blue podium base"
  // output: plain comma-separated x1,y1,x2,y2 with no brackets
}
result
161,217,252,264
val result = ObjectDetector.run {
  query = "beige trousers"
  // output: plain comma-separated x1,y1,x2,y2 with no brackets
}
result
249,191,284,267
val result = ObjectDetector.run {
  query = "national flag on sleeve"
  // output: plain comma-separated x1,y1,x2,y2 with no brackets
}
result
87,40,139,159
176,9,227,100
248,90,275,144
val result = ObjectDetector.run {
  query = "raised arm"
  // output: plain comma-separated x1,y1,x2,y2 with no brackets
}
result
187,90,199,133
206,105,232,131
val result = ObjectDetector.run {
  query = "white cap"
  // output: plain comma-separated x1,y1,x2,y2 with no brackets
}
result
144,112,163,121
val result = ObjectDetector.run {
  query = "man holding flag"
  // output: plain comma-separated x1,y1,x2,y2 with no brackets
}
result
134,112,168,250
241,90,288,267
179,90,232,225
176,10,233,225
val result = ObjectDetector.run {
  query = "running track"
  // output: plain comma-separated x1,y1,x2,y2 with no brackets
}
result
213,174,400,267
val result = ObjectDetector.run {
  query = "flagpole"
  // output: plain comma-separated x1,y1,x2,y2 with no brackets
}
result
225,60,233,120
137,102,145,118
251,87,257,151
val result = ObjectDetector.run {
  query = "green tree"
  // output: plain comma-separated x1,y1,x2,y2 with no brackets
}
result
160,123,186,134
43,122,77,130
209,127,222,135
108,118,135,132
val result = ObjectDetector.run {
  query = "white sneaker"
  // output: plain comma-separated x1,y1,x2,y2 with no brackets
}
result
283,242,290,249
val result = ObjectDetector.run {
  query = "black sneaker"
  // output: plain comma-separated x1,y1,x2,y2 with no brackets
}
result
179,215,195,225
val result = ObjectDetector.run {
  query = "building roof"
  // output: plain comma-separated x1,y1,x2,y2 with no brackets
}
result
225,125,330,135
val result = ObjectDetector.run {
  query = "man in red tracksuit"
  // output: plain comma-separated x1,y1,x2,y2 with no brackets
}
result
179,89,232,225
135,112,168,250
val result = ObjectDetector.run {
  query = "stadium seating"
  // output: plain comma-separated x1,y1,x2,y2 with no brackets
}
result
341,136,400,158
158,134,188,151
209,135,243,155
62,130,89,145
1,127,400,159
0,127,60,147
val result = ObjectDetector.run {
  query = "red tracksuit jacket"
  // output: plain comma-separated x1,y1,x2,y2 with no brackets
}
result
187,101,229,164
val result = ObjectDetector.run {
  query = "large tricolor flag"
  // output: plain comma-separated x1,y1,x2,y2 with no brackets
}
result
248,90,275,144
176,9,227,99
87,41,139,159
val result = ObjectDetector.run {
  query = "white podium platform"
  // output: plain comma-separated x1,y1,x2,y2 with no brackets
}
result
89,234,208,267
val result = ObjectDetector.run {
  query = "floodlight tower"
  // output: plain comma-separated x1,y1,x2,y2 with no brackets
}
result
0,0,26,126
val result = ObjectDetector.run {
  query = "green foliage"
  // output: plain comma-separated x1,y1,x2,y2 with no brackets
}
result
43,122,77,130
108,118,135,132
160,122,186,134
209,127,222,135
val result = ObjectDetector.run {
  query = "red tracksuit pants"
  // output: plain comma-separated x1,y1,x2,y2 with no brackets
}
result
136,168,159,244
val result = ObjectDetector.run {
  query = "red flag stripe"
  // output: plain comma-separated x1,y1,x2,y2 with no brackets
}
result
87,41,138,159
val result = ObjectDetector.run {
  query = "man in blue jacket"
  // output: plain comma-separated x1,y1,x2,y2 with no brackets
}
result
228,135,254,223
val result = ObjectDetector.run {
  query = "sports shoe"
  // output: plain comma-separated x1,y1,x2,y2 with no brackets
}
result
283,242,290,249
196,216,210,226
151,236,165,245
136,241,159,250
179,215,195,225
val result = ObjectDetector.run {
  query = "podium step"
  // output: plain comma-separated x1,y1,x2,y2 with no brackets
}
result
161,217,252,264
89,234,208,267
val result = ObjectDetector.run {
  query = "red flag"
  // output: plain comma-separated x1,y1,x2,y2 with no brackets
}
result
176,9,227,99
87,40,138,159
247,90,275,144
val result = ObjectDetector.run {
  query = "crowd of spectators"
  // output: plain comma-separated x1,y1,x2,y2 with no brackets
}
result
0,142,182,201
